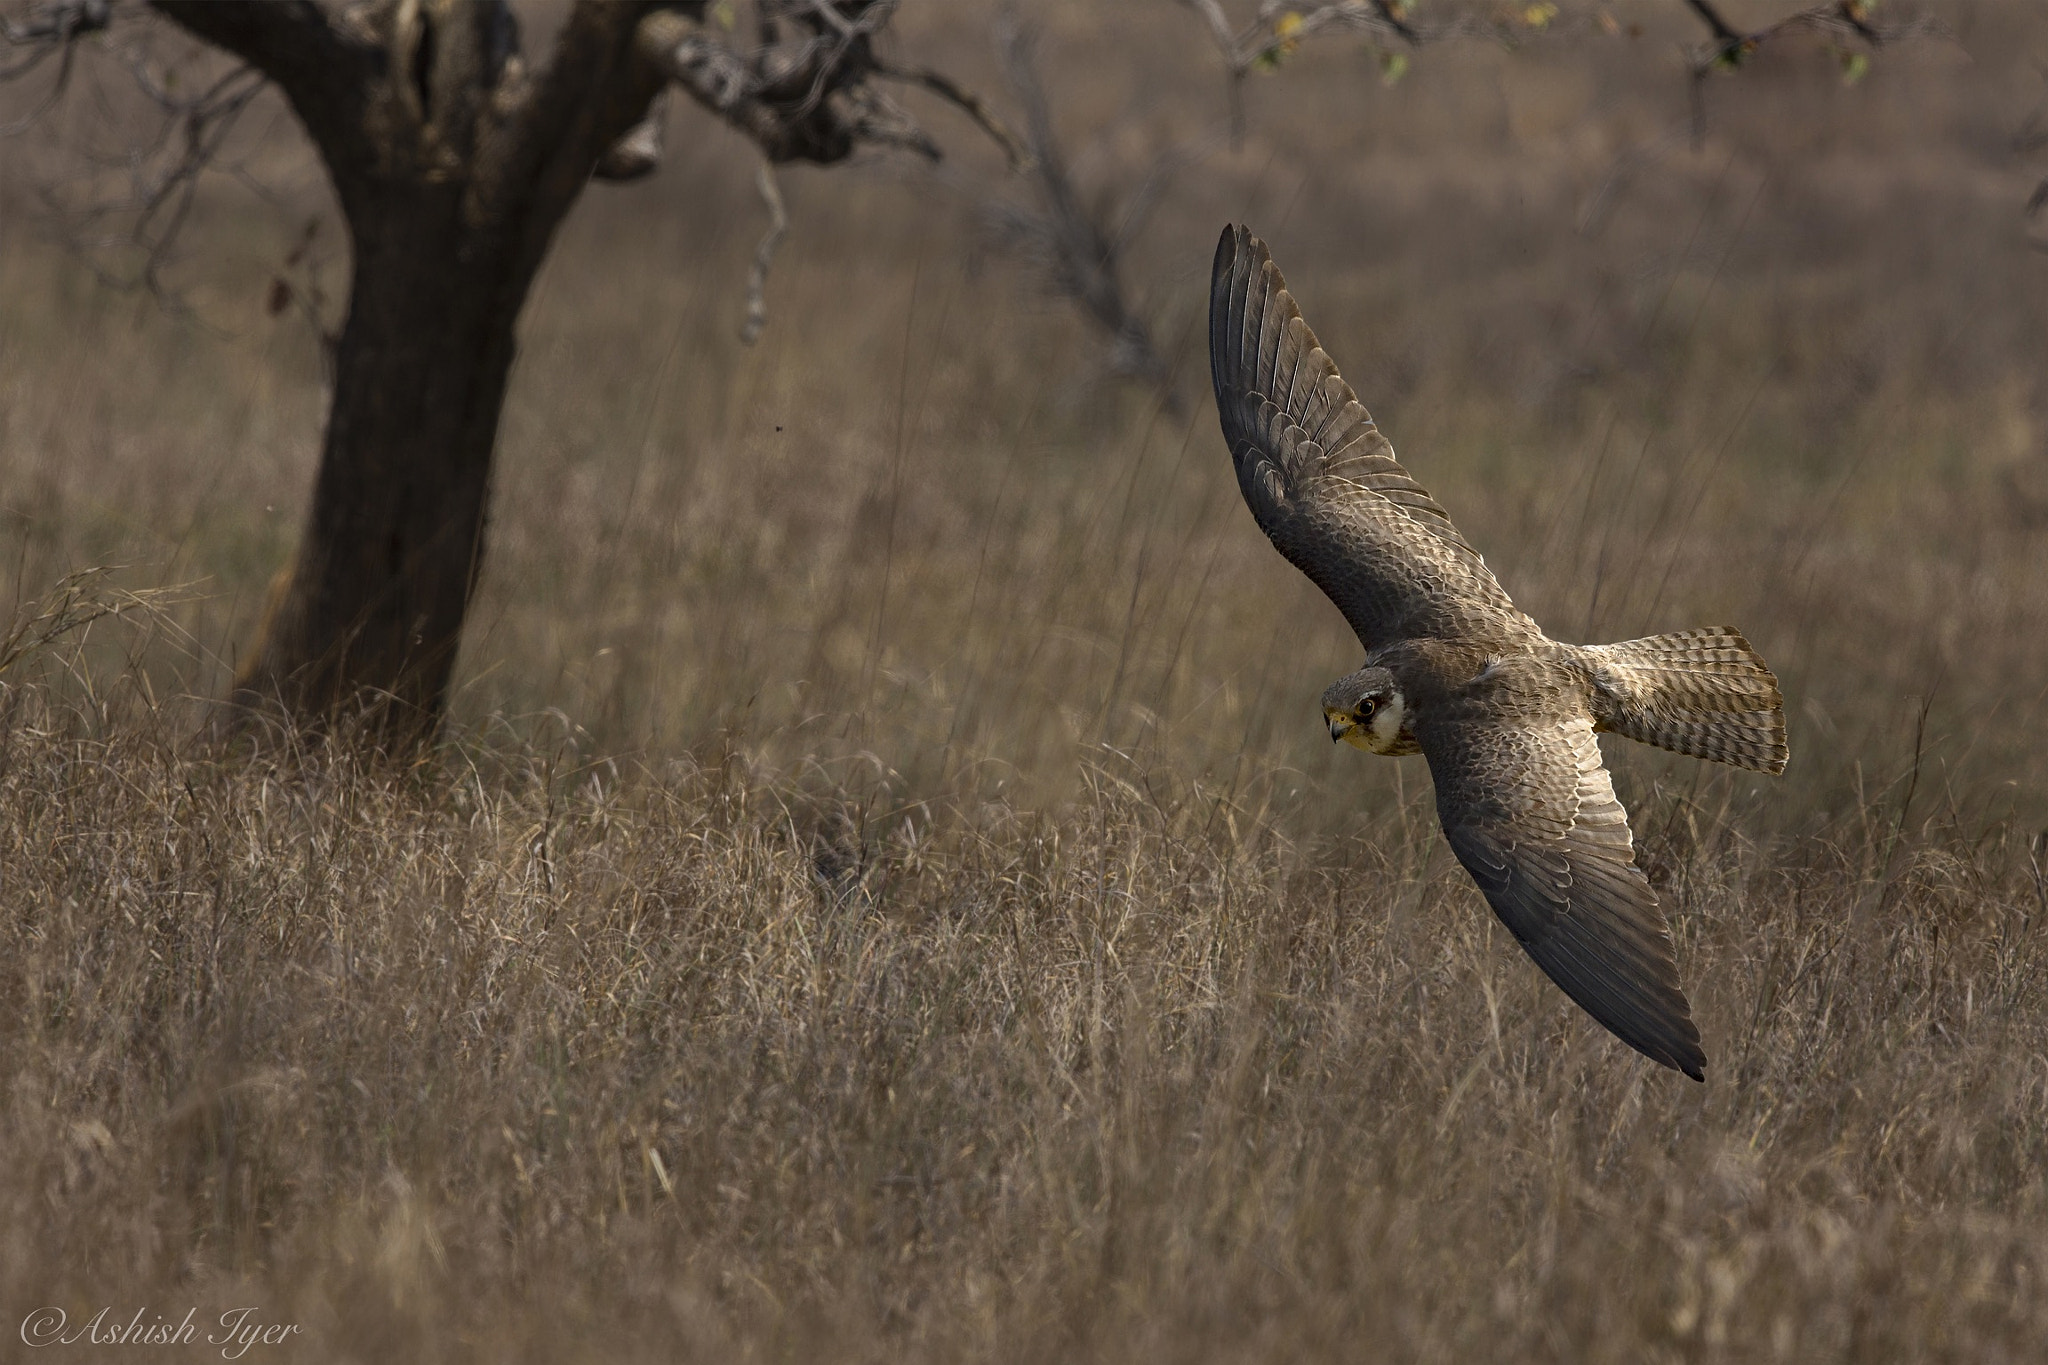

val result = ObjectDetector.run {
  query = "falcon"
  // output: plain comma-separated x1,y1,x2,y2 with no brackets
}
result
1209,224,1787,1080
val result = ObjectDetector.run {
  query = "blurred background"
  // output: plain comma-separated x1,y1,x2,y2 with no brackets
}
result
4,0,2046,834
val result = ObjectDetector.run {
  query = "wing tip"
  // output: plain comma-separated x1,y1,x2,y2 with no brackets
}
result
1643,1015,1706,1081
1212,223,1271,285
1620,974,1707,1082
1612,1005,1708,1084
1211,223,1288,408
1602,1015,1704,1080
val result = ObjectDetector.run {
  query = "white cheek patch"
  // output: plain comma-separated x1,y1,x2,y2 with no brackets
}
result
1369,694,1406,751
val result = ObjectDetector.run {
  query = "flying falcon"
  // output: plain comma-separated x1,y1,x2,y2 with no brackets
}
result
1209,224,1786,1081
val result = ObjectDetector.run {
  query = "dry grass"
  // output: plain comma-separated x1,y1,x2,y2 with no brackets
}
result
3,2,2048,1359
3,680,2045,1362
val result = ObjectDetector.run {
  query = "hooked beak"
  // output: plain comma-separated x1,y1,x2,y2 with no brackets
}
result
1327,714,1354,744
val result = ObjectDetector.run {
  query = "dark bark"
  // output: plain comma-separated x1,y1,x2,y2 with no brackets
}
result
129,0,946,744
147,0,666,742
227,186,531,735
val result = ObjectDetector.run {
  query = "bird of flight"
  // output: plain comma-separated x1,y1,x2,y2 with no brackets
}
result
1209,225,1787,1080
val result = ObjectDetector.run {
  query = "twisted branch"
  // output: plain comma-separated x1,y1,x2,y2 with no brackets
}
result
980,17,1180,407
630,1,1014,170
618,1,1021,337
740,159,786,345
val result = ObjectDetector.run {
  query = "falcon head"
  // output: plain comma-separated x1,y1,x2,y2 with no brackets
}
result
1322,667,1414,755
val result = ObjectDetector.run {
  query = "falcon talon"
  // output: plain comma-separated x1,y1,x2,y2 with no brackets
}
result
1211,224,1789,1083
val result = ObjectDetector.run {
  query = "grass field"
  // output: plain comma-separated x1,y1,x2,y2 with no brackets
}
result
3,2,2047,1359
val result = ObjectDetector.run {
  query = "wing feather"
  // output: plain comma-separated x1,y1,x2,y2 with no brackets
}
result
1209,225,1534,650
1418,708,1706,1080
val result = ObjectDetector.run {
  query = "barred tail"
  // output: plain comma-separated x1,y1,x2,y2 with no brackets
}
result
1581,627,1788,775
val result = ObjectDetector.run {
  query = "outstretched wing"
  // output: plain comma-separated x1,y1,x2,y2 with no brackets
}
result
1209,225,1533,651
1418,707,1706,1080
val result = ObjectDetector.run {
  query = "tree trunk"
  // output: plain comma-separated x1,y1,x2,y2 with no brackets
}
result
152,1,668,746
228,187,540,742
146,0,907,746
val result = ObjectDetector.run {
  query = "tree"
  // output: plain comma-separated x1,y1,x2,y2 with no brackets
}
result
1,0,1933,746
4,0,1017,744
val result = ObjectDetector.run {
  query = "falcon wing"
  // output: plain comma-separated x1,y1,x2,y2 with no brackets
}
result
1417,708,1706,1080
1209,225,1532,651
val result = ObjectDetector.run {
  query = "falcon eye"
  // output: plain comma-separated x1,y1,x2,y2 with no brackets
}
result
1356,699,1377,720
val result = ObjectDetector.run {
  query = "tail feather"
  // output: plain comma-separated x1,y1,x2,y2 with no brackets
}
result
1581,627,1788,775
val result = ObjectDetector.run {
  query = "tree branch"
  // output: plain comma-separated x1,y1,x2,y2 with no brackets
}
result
635,6,860,164
0,0,107,133
5,9,284,312
1682,0,1936,73
595,87,667,182
1175,0,1537,139
739,159,786,344
630,2,1007,169
483,0,668,223
1683,0,1746,54
981,17,1178,408
146,0,380,190
2,0,107,44
1680,1,1942,144
872,59,1026,170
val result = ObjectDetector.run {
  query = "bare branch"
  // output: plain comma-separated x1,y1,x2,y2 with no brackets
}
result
631,2,1011,171
1179,0,1236,58
595,87,668,182
1681,1,1944,144
1,0,106,46
146,0,380,186
1175,0,1541,140
13,18,275,314
1682,2,1942,73
1684,0,1747,54
1174,0,1249,136
981,17,1179,408
871,60,1026,170
0,0,109,132
636,6,858,164
1368,0,1420,44
126,62,267,299
740,160,787,344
